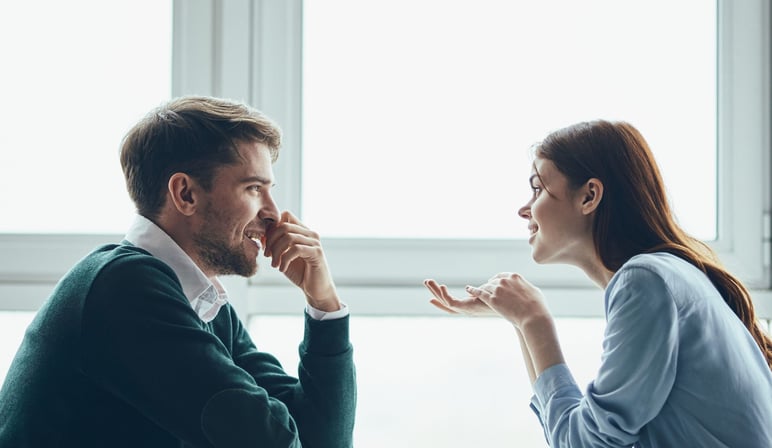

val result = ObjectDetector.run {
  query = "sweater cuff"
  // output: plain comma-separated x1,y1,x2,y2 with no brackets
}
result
301,312,351,355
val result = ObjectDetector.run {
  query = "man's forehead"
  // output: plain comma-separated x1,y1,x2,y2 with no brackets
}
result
236,140,273,159
214,143,275,182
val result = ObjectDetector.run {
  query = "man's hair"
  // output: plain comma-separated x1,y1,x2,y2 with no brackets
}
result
119,95,282,220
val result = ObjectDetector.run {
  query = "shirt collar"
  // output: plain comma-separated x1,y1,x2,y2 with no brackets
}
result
124,214,228,323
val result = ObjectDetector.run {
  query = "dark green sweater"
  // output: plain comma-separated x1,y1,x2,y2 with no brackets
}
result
0,244,356,447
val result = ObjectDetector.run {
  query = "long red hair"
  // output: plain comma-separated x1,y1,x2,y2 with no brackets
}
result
536,119,772,369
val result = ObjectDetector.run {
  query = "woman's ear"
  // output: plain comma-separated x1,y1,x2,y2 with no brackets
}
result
580,178,604,215
167,173,199,216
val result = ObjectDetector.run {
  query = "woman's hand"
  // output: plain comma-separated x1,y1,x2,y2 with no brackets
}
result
464,272,551,328
424,279,498,316
427,274,564,377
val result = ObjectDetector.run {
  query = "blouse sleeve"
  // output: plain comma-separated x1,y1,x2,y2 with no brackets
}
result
530,266,679,447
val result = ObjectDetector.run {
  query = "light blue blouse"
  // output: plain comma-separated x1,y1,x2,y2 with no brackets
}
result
530,252,772,447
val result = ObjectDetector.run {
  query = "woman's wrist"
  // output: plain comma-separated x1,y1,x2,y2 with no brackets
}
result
519,315,565,376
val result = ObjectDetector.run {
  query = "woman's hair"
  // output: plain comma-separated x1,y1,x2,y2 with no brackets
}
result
534,119,772,369
120,95,282,220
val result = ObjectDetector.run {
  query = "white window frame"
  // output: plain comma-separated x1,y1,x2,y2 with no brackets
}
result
0,0,769,320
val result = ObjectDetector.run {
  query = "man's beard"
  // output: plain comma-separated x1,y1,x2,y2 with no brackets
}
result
193,208,258,277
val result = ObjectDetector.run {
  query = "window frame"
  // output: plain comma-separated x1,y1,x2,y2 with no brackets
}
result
0,0,769,319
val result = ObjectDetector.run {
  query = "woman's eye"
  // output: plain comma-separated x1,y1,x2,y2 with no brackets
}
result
531,186,542,196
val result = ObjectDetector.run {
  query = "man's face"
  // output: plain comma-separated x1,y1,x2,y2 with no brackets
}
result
192,141,279,277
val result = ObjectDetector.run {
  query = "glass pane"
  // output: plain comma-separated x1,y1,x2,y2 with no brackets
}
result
0,312,36,386
0,0,172,234
248,315,605,447
302,0,716,240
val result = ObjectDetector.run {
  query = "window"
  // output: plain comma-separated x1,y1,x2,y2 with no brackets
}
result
302,0,717,241
0,0,172,382
0,312,35,385
243,0,771,307
248,314,606,447
1,1,769,446
2,0,768,303
0,0,172,234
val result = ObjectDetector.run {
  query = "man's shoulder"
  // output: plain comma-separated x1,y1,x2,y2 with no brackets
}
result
65,242,188,316
63,242,177,289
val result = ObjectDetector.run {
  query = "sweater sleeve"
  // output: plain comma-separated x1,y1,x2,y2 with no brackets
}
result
226,309,356,448
81,252,353,447
530,266,679,447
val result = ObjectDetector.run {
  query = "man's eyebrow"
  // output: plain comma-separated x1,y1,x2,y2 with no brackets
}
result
240,175,275,186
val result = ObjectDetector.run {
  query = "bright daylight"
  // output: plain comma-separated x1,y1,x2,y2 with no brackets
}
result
1,1,770,447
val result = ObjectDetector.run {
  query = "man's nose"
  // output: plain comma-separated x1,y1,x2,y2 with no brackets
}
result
258,194,280,226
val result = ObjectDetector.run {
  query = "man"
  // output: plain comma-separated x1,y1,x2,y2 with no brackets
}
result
0,96,356,447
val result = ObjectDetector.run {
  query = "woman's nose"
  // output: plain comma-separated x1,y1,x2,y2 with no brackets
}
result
518,204,531,220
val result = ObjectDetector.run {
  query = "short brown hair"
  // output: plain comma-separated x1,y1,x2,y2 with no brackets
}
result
120,95,282,219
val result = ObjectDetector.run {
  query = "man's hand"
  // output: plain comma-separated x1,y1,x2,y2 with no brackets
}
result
263,211,341,312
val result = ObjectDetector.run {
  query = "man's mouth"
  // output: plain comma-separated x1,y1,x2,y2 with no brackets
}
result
244,230,264,250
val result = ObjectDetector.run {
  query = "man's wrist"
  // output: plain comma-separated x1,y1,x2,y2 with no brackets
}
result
307,296,341,311
306,302,349,321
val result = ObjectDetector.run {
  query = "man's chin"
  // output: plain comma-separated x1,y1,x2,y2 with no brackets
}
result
237,261,258,277
213,259,258,278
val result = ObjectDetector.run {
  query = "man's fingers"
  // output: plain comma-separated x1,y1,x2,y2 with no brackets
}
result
276,244,322,272
281,210,306,228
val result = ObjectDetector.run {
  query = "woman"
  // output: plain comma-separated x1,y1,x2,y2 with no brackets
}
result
425,120,772,447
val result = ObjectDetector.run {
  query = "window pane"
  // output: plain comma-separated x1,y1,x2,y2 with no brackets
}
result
302,0,716,240
248,315,605,447
0,312,36,386
0,0,172,234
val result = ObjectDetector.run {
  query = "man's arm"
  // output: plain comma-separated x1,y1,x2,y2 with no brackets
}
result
254,210,357,446
225,306,356,448
83,252,304,447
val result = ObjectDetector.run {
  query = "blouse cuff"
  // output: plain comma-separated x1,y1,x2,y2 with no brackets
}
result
534,363,579,404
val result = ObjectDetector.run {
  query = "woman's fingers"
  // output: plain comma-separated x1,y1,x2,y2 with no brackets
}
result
429,298,459,314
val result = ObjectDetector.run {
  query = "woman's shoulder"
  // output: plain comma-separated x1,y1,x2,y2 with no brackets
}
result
616,252,700,282
623,251,686,269
608,252,716,305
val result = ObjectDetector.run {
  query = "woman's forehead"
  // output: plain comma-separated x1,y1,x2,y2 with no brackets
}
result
532,157,555,177
532,158,571,190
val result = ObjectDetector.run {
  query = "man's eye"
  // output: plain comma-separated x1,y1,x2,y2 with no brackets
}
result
248,185,261,192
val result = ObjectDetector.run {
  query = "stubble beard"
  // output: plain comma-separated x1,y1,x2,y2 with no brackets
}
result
193,207,258,277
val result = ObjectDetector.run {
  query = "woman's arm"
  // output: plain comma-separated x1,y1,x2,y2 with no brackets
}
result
464,273,565,377
515,326,537,385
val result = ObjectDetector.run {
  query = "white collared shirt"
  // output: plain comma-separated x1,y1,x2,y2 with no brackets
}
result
124,215,348,323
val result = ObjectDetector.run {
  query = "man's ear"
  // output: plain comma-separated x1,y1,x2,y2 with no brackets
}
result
580,178,604,215
167,173,199,216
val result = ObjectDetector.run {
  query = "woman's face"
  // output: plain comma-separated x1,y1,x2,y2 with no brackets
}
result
518,157,594,265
